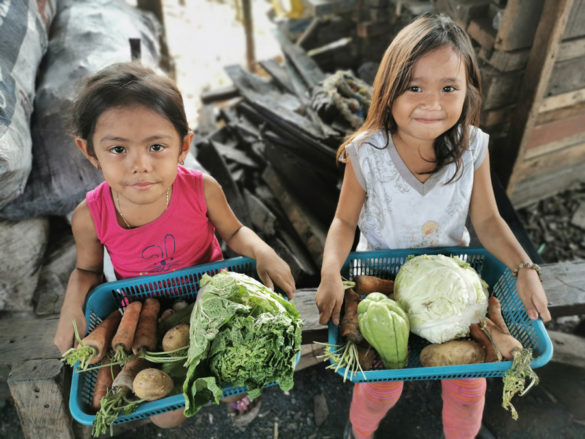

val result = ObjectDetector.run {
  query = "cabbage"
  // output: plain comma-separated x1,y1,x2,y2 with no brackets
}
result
394,254,489,344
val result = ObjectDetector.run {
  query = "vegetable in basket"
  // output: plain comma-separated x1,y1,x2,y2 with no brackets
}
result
182,271,302,417
357,293,410,369
394,254,489,344
62,310,122,370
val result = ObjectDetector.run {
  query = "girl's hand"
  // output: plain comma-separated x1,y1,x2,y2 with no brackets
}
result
255,247,296,299
54,304,87,354
515,269,552,322
315,274,345,326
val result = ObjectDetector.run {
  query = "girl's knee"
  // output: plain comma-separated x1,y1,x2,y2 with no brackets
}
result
150,408,187,428
442,378,486,403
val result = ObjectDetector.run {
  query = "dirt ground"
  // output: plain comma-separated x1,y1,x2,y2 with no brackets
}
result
2,359,585,439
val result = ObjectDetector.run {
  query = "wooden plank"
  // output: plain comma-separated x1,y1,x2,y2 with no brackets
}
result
258,59,295,94
0,315,61,367
547,330,585,368
200,85,239,105
262,165,327,267
274,26,326,88
501,0,573,192
466,16,495,51
8,359,74,439
509,145,585,206
564,0,585,39
537,100,585,124
539,87,585,113
241,0,256,71
494,0,545,51
548,55,585,96
541,260,585,317
525,111,585,151
293,288,327,344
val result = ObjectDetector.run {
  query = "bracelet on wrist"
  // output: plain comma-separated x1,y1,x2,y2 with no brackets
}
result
511,262,542,280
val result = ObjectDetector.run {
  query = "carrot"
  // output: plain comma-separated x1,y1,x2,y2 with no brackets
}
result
62,310,122,370
340,288,363,344
93,357,149,436
488,296,511,335
480,318,523,361
354,275,394,296
132,298,161,355
470,323,500,362
91,361,120,411
111,300,143,363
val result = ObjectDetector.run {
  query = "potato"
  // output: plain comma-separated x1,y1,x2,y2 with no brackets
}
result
133,368,174,401
420,340,485,367
162,323,190,352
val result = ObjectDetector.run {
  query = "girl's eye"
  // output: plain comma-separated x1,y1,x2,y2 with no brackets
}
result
110,146,126,154
150,144,165,152
443,86,456,92
408,86,422,92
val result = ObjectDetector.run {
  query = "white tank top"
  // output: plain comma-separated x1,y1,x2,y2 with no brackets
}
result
346,126,488,251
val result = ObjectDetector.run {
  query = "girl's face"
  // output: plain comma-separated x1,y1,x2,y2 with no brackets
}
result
391,45,467,147
77,104,191,209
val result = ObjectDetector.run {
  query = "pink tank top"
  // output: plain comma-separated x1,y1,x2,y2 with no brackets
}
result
86,166,223,279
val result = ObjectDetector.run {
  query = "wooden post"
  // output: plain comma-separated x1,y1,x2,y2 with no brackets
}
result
497,0,573,192
8,359,75,439
136,0,174,77
241,0,256,72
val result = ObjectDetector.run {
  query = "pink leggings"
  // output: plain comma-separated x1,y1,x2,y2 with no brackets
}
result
349,378,486,439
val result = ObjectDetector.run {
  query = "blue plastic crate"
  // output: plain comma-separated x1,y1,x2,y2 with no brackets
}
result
69,256,290,426
328,247,554,383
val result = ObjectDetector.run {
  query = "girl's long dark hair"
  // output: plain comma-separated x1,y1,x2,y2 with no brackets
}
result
339,13,482,182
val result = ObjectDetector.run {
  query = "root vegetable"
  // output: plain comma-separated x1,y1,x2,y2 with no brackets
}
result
356,343,377,370
162,324,190,352
132,368,174,401
132,298,161,355
62,310,122,370
470,323,500,362
488,296,510,335
111,301,142,364
93,357,149,437
354,275,394,296
340,288,363,344
480,318,523,361
91,361,120,411
420,340,485,367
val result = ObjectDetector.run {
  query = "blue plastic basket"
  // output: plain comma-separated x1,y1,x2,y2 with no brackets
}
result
69,256,288,426
328,247,554,383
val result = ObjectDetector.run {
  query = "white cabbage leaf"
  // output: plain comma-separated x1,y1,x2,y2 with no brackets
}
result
394,254,489,344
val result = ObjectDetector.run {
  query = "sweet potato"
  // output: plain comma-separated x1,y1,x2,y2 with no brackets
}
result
354,275,394,296
340,288,363,344
470,323,500,362
420,340,485,367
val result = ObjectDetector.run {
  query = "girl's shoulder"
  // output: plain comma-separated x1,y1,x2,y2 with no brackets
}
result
466,125,489,158
346,129,390,155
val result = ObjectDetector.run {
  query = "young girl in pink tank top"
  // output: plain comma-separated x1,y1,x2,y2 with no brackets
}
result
54,62,295,428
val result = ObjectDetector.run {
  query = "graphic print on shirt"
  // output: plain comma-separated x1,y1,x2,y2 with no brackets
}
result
141,233,179,274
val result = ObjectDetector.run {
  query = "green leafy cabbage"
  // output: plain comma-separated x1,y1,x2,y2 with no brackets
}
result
394,254,488,344
182,271,302,417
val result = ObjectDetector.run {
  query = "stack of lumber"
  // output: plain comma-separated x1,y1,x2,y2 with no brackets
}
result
195,26,374,287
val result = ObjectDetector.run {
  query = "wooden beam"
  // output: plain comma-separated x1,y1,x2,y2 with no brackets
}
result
241,0,256,71
8,359,74,439
499,0,573,192
539,87,585,113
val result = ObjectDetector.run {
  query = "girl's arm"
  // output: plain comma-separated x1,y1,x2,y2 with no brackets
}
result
469,151,551,322
54,201,105,353
203,174,296,298
316,160,366,325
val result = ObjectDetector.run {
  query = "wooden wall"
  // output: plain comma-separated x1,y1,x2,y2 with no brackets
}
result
438,0,585,207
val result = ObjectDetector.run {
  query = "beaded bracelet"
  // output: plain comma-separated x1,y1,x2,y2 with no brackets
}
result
511,262,542,280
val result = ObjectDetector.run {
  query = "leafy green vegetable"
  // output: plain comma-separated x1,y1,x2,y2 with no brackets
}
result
357,292,410,369
394,254,489,344
182,271,302,417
